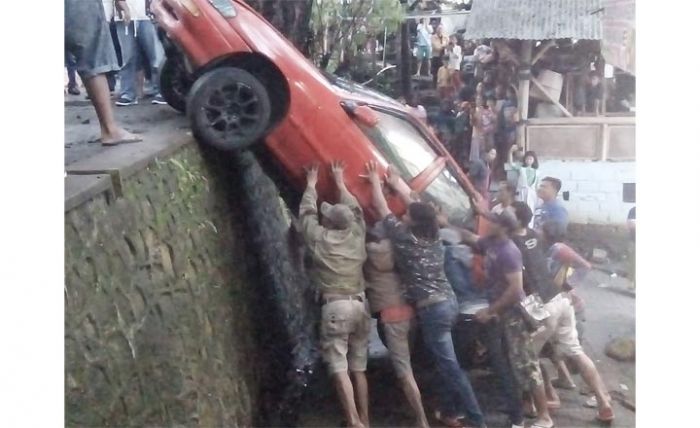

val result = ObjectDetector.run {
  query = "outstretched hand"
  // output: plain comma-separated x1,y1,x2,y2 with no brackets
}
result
305,163,319,187
471,193,488,216
330,160,346,184
363,160,382,186
385,164,401,189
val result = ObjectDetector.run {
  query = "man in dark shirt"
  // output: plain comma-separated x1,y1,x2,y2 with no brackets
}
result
365,161,486,428
442,207,554,428
512,202,615,424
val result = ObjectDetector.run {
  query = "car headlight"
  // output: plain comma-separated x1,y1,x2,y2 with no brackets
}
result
208,0,237,18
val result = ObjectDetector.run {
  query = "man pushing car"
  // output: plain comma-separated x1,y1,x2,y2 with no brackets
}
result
299,161,370,428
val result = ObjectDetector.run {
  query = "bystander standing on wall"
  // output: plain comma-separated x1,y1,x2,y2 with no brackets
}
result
114,0,167,106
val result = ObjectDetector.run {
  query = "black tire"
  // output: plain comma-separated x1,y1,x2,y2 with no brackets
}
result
160,57,191,113
187,67,272,151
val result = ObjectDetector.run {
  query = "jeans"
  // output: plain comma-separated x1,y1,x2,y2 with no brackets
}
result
444,245,486,303
418,298,485,427
116,19,165,101
481,316,524,425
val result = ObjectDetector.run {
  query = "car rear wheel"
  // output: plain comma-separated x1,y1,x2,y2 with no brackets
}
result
160,57,192,113
187,67,272,151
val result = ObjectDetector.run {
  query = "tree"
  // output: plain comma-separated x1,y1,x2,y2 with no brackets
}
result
310,0,404,71
245,0,315,55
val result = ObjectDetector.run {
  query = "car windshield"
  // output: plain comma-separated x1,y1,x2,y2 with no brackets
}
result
353,109,437,180
323,72,403,107
421,166,475,228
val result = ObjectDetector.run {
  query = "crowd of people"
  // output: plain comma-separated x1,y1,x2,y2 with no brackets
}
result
64,0,167,146
407,24,526,189
299,161,615,428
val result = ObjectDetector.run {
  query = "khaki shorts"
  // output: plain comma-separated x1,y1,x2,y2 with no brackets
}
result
380,319,413,378
532,293,584,357
320,297,371,374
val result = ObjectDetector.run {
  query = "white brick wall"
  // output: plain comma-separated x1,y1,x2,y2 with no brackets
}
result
537,160,636,225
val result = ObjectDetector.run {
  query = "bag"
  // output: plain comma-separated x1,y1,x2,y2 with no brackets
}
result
518,293,551,332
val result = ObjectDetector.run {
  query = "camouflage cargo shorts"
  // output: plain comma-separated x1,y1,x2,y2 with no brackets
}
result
503,310,543,391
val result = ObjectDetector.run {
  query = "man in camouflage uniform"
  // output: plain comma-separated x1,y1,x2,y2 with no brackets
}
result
299,161,370,428
365,161,486,428
441,205,554,428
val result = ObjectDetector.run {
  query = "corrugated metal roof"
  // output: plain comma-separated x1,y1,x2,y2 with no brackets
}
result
462,0,603,40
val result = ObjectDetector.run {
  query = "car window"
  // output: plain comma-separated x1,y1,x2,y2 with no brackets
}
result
421,166,475,228
354,109,437,180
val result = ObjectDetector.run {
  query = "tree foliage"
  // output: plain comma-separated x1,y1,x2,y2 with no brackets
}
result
310,0,405,70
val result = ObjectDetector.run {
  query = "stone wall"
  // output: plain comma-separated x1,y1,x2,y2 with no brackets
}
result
538,160,636,225
65,144,262,427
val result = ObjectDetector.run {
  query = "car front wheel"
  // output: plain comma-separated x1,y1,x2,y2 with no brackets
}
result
187,67,272,151
160,57,192,113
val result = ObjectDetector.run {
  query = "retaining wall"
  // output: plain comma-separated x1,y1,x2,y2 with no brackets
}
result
65,141,262,426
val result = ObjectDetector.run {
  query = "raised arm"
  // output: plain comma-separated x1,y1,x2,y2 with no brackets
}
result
298,164,323,243
435,206,481,246
364,160,391,219
331,160,360,209
385,164,417,206
331,160,365,231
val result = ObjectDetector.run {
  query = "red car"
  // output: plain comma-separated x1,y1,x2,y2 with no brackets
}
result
151,0,485,227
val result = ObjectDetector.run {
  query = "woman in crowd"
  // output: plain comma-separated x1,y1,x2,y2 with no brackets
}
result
448,35,463,93
507,145,540,226
469,96,497,162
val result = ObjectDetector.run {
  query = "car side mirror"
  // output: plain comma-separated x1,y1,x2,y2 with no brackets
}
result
342,101,379,127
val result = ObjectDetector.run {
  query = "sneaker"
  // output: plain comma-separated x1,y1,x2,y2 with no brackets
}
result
67,84,80,96
115,97,138,106
151,94,167,105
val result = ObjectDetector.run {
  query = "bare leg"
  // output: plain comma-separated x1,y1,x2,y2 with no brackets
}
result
351,371,370,428
531,383,554,427
540,362,561,407
554,358,576,388
83,74,139,145
333,372,364,428
398,374,429,428
572,354,613,413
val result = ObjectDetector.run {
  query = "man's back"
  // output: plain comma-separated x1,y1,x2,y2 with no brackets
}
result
382,215,454,303
299,184,367,295
511,229,560,303
365,239,406,314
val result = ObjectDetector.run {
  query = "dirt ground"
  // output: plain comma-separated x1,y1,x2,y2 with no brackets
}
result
64,93,187,166
65,97,635,428
297,270,635,428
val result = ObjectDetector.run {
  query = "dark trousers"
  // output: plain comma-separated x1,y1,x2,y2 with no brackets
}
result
418,298,485,427
481,318,524,425
431,56,442,87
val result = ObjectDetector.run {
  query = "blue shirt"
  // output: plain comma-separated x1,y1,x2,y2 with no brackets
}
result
534,200,569,242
